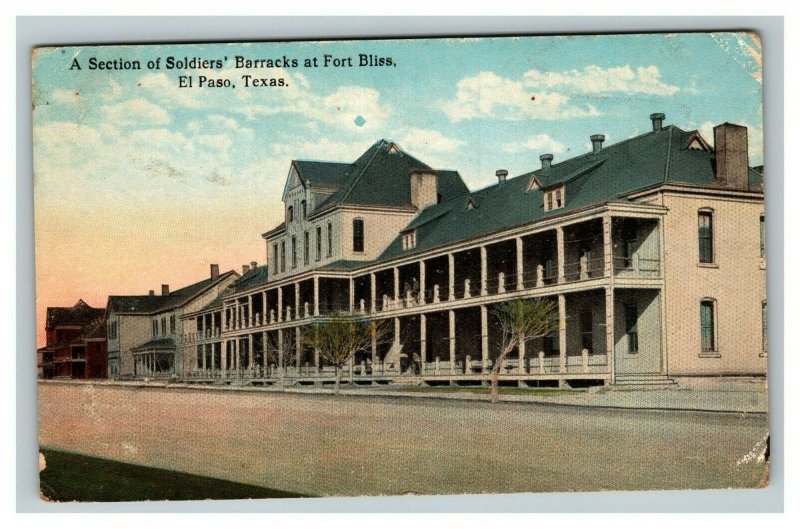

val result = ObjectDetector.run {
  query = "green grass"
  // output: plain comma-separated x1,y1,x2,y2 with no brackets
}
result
39,447,308,502
388,385,586,396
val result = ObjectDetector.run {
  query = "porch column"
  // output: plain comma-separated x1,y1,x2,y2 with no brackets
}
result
221,341,227,372
295,327,302,368
558,294,567,373
448,253,455,301
371,322,377,365
248,294,254,325
603,215,613,277
313,276,320,316
201,344,207,370
233,339,239,369
420,314,427,371
349,278,355,312
556,227,565,283
277,329,284,371
518,335,526,374
277,287,283,322
606,286,616,383
393,267,400,304
262,331,268,369
262,292,267,324
516,237,524,290
419,260,426,306
480,246,488,296
449,309,456,374
314,347,320,371
234,300,239,328
480,305,489,369
221,305,227,331
248,334,254,368
294,283,300,319
369,273,376,313
394,317,400,350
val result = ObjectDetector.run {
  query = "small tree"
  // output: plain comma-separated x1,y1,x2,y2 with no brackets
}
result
303,312,390,395
490,298,559,403
264,329,300,390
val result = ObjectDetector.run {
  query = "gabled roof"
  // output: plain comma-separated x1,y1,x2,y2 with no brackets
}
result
108,270,238,315
45,299,105,330
379,124,763,261
296,140,470,213
231,265,269,294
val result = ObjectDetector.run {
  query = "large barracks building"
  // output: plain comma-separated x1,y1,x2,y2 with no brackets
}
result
44,113,767,386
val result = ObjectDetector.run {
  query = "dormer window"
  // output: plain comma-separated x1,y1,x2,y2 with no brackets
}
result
402,230,417,250
544,186,565,212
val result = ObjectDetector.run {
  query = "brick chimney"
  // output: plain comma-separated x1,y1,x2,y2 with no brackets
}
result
540,154,553,169
149,290,155,296
496,169,508,185
250,261,257,270
242,264,250,274
714,123,749,189
410,169,438,211
591,134,605,153
161,284,169,296
210,263,219,280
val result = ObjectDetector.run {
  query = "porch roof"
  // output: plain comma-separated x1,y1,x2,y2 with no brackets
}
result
131,337,176,353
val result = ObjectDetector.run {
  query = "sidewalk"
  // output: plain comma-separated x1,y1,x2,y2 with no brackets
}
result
40,376,768,414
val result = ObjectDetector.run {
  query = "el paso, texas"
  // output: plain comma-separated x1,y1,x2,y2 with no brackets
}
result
35,34,767,500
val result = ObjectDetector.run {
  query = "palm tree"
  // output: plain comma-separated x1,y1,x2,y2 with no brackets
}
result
490,298,559,404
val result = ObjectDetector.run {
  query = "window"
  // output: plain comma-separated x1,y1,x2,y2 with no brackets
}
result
544,186,566,212
624,303,638,353
760,214,766,258
170,314,176,334
353,218,365,253
301,200,307,219
303,231,310,265
287,205,294,223
316,226,322,260
152,319,158,337
402,230,417,250
544,258,556,281
327,222,333,257
272,243,278,274
161,317,167,336
762,301,767,352
700,299,716,352
291,236,297,268
698,210,714,263
280,241,286,272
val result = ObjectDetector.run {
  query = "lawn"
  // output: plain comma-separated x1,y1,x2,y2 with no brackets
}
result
39,447,308,502
387,385,586,396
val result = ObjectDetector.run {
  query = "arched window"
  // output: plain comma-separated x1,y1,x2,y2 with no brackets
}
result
760,213,766,258
353,218,364,253
698,209,714,263
301,200,307,219
287,205,294,223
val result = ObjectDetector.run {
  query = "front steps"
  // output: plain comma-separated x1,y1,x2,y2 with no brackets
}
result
614,373,676,387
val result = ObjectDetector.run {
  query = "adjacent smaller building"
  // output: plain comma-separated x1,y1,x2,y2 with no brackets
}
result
37,299,107,379
105,265,239,379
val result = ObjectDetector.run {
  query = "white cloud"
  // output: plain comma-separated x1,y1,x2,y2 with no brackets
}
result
442,71,599,123
51,89,81,105
502,133,567,155
395,128,465,153
101,98,171,127
139,72,206,109
523,65,679,96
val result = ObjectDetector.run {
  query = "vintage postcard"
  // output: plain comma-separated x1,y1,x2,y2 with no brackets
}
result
33,32,768,501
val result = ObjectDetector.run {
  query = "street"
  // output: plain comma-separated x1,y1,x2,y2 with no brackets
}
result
38,382,768,497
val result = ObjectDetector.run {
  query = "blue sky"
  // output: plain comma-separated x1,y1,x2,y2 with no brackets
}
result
31,32,763,338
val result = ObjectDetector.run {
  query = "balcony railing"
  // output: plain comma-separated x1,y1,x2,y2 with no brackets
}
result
613,256,661,278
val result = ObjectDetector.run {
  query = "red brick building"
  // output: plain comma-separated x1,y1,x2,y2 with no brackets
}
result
37,299,107,379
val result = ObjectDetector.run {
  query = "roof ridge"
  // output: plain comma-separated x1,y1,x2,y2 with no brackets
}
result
337,140,389,204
